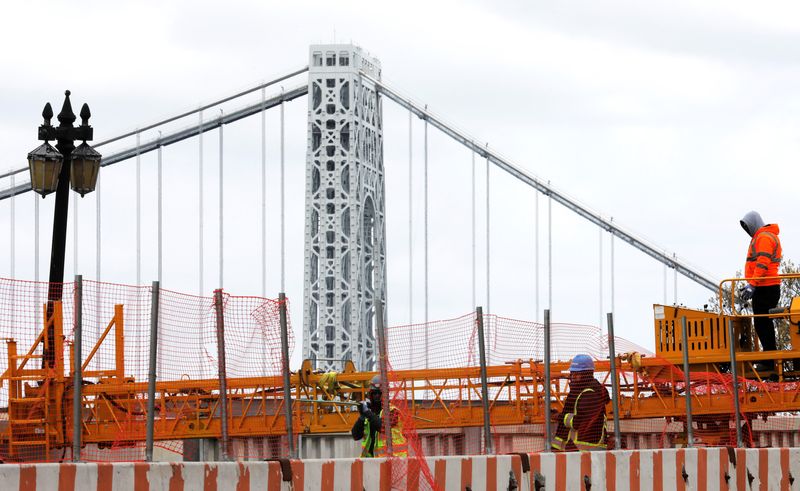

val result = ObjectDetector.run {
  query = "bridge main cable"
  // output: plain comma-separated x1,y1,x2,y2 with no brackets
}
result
364,72,718,292
0,84,308,201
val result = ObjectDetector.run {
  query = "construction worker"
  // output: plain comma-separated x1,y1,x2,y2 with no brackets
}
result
740,211,782,371
551,354,610,451
351,375,408,457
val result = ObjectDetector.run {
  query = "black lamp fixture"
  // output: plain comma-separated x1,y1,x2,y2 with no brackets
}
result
28,92,101,198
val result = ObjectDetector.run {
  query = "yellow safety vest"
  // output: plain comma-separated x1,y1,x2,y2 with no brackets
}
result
361,407,408,458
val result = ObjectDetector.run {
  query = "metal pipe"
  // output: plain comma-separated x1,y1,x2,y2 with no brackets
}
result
145,281,160,461
606,312,622,450
375,298,392,455
728,319,743,447
278,292,296,457
72,275,83,461
214,289,229,460
476,306,493,454
544,309,552,450
681,316,694,447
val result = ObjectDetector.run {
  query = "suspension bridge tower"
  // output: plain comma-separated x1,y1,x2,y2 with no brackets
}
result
303,45,386,371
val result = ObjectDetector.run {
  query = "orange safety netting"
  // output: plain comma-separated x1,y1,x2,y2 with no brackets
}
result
0,277,293,463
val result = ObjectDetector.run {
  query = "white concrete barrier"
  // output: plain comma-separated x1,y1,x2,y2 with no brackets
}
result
0,448,798,490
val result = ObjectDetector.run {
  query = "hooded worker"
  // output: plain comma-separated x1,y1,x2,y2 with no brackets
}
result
740,211,782,371
551,354,611,451
350,375,408,457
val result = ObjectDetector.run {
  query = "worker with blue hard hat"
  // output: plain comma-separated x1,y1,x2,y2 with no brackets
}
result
551,354,611,452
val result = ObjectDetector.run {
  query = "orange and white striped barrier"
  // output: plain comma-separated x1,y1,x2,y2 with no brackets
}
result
0,448,798,490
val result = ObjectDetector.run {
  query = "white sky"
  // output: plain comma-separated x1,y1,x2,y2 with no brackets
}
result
1,0,799,361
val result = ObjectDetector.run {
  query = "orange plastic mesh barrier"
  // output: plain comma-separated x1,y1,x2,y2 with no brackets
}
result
0,277,294,463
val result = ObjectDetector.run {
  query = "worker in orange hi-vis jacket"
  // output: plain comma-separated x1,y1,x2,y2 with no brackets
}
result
551,354,610,452
739,211,782,372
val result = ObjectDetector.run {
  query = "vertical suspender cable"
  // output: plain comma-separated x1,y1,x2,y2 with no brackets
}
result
157,134,164,380
10,173,15,279
199,110,204,296
261,87,267,297
96,174,101,282
280,91,286,292
136,131,141,286
260,88,268,377
9,175,14,332
471,147,476,311
548,182,552,311
34,190,40,347
423,114,429,369
35,192,40,304
73,185,78,275
611,218,615,317
485,150,490,316
158,133,163,284
599,227,603,328
673,253,678,304
409,110,413,325
535,191,539,322
663,261,667,305
219,110,224,289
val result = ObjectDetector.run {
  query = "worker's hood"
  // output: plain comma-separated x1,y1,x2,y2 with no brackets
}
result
740,211,765,237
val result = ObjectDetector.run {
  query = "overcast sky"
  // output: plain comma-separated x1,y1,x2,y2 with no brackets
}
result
1,0,799,360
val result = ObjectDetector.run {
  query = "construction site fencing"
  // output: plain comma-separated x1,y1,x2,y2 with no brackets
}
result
2,275,799,473
383,310,800,464
0,277,294,463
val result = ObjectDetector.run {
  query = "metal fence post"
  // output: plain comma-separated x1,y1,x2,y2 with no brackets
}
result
214,289,229,460
681,316,694,447
145,281,160,461
728,319,743,447
606,312,622,450
376,298,392,455
543,309,552,451
476,307,493,454
72,275,83,462
278,292,296,458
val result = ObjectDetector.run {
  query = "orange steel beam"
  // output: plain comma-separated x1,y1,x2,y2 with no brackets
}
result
56,351,800,444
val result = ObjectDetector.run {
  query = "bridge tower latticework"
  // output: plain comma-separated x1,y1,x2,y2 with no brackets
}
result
303,45,385,371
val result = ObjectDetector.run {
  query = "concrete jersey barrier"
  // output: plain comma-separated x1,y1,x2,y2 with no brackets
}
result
0,448,798,490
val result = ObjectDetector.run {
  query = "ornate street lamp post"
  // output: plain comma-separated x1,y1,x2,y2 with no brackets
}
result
27,90,101,368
